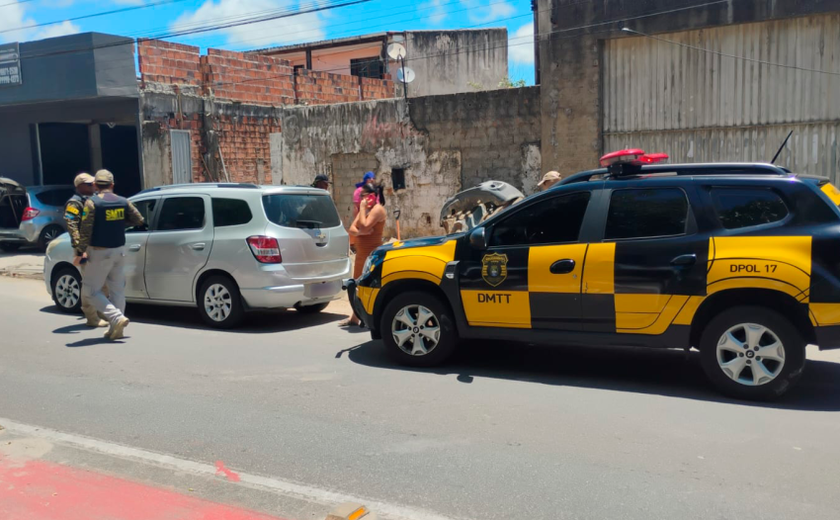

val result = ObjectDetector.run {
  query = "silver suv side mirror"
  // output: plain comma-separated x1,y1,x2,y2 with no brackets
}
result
469,227,488,250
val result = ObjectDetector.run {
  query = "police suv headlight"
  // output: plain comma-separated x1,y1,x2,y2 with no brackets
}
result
361,254,375,279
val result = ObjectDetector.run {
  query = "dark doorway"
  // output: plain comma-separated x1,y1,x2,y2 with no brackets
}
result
101,124,141,196
38,123,90,186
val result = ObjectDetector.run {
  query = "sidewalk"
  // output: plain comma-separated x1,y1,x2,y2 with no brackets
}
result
0,250,44,279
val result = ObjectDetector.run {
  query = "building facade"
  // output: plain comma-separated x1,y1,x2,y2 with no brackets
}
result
536,0,840,181
254,29,510,98
0,33,143,195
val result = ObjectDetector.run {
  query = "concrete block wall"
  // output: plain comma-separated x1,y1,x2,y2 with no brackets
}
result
412,87,543,194
280,87,542,239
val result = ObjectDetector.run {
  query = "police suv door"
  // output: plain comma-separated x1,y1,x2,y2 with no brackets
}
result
123,197,159,299
458,190,596,330
582,181,708,335
144,195,213,302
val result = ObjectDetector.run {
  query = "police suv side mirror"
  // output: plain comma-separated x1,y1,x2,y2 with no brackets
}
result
469,227,488,250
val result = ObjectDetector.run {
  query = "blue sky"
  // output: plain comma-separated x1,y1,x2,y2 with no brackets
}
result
0,0,536,84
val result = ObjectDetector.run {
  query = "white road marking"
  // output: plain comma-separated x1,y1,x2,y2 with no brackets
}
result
0,417,459,520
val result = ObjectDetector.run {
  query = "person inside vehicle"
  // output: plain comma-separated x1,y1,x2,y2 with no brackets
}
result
342,182,386,328
538,171,561,191
312,174,330,191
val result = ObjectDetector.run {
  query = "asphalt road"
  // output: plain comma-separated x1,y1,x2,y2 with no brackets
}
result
2,276,840,520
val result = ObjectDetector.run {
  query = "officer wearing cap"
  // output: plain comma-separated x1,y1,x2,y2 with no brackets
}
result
538,171,562,191
76,170,144,341
312,174,330,191
64,173,108,328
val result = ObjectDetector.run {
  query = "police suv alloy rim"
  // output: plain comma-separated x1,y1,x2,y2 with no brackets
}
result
55,274,80,309
204,284,232,322
716,322,785,386
391,304,441,356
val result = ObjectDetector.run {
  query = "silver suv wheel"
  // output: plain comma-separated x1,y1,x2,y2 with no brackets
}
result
204,283,232,322
391,304,441,356
716,322,786,386
55,273,81,310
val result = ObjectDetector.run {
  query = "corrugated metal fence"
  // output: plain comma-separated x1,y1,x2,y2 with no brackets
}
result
603,14,840,180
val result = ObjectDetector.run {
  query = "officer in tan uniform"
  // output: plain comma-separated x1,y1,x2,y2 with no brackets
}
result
64,173,108,328
76,170,144,340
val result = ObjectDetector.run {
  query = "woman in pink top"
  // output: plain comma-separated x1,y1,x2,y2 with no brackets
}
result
350,171,375,251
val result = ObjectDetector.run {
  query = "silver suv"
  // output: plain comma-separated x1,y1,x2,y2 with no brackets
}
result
44,183,350,328
1,179,74,252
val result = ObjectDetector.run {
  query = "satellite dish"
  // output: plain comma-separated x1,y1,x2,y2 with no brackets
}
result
397,66,415,84
387,43,407,60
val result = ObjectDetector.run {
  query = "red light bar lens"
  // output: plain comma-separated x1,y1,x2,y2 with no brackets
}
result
600,148,645,167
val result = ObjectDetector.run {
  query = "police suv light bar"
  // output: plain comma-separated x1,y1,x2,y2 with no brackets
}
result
599,149,669,176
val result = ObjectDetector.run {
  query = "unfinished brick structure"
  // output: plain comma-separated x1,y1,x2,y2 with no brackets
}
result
138,39,395,186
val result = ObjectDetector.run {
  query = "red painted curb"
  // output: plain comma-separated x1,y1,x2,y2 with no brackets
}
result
0,455,289,520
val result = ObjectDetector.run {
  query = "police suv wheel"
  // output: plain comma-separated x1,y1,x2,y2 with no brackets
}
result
381,291,457,367
52,267,83,314
699,306,806,401
198,275,244,329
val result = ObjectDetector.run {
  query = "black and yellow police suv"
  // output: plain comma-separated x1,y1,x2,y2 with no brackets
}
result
345,149,840,400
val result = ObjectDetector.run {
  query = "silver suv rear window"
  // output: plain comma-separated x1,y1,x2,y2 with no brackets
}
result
262,194,341,229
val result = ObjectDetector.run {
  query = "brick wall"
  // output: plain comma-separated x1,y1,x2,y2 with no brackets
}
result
138,39,394,106
211,110,281,184
202,48,296,106
138,40,396,189
138,39,201,87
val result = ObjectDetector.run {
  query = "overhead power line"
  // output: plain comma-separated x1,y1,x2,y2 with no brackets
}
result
18,0,373,60
0,0,192,35
0,0,36,8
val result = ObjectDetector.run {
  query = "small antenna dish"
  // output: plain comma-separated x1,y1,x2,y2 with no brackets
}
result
387,43,407,60
397,66,415,84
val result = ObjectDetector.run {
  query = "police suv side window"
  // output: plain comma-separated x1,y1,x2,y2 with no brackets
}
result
156,197,205,231
710,188,788,229
212,198,252,227
605,188,688,240
490,192,591,247
126,199,156,233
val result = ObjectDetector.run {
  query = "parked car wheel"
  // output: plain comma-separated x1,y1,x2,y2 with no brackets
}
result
198,275,244,329
0,243,21,252
51,266,83,314
39,225,65,251
295,302,329,314
380,291,457,367
699,306,806,401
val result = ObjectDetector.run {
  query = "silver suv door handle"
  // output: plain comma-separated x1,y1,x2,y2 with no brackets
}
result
190,243,206,251
128,244,141,252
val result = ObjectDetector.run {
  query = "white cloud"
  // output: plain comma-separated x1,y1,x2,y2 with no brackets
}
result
0,1,35,43
0,1,80,43
461,0,516,24
173,0,327,49
508,22,534,65
420,0,448,25
36,21,82,40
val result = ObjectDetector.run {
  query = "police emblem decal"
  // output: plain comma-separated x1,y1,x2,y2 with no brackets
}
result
481,253,508,287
